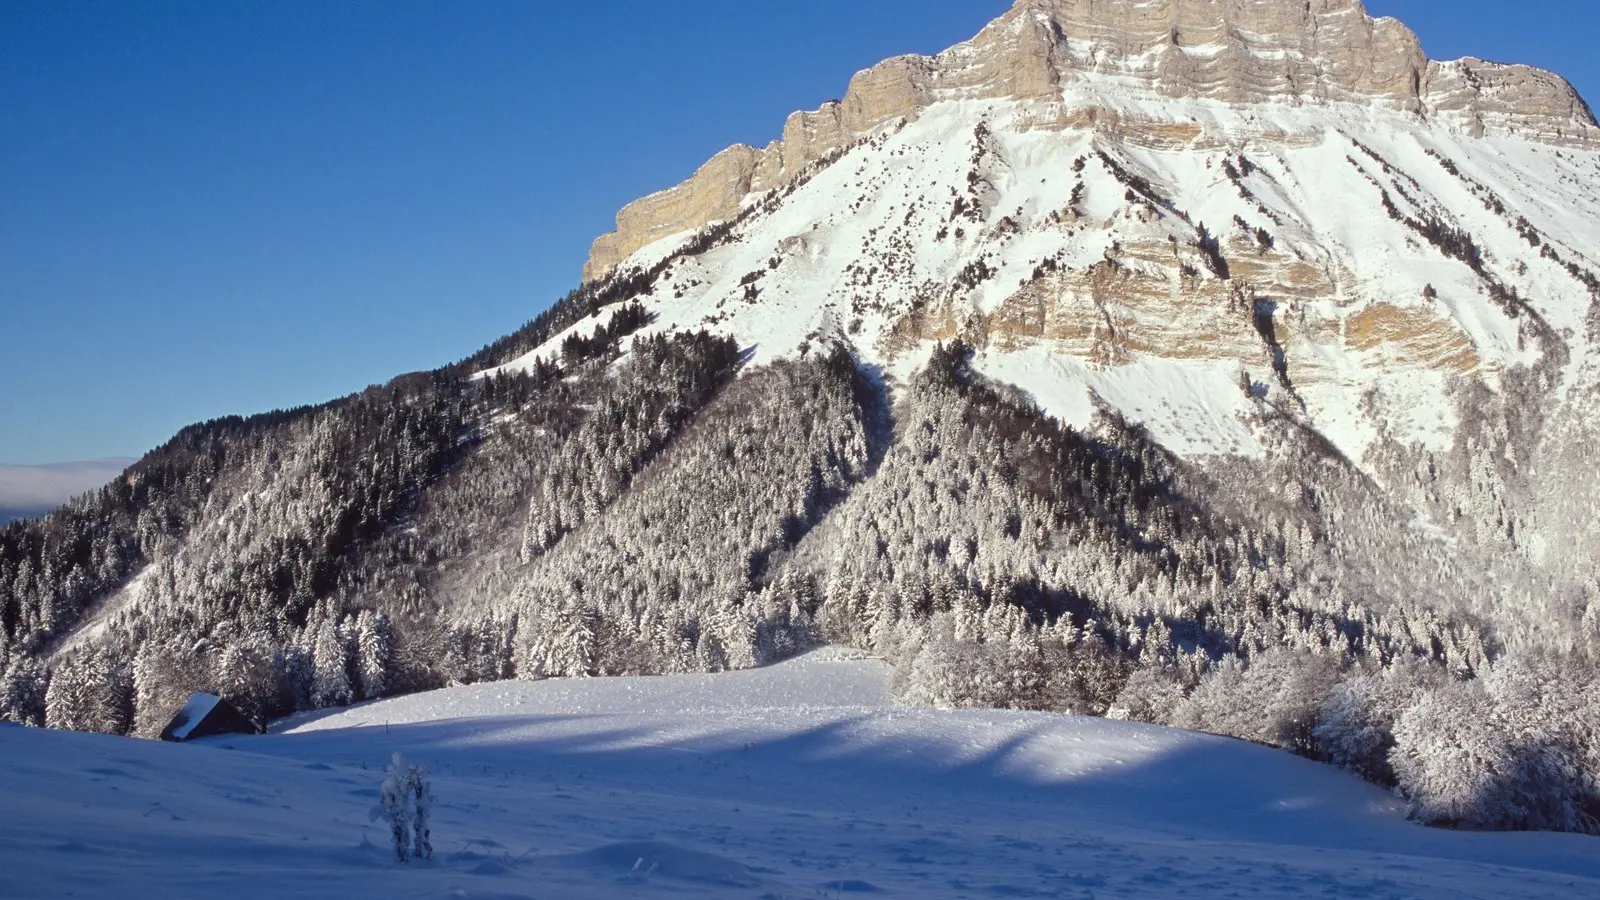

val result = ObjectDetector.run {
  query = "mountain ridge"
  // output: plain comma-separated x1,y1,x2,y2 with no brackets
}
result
583,0,1599,282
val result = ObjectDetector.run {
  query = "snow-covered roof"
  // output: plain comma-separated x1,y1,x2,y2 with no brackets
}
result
167,692,222,741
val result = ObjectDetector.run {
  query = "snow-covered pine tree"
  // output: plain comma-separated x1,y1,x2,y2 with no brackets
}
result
310,614,353,709
355,610,393,701
0,657,48,726
44,647,131,735
216,638,282,730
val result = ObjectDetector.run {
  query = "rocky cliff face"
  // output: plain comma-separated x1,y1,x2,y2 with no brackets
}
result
583,0,1598,282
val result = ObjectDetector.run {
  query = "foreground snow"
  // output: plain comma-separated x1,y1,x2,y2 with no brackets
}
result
2,648,1597,899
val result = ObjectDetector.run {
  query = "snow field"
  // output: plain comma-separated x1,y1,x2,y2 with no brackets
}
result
2,648,1598,899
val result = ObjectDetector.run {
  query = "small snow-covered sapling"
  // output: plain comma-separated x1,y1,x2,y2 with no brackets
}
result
370,752,434,862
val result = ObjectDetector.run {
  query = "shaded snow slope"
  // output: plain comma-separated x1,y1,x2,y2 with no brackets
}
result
4,649,1597,899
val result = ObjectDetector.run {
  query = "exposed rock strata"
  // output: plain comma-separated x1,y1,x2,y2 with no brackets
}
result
883,238,1482,383
583,0,1598,282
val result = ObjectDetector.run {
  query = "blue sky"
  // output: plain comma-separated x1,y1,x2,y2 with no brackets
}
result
2,1,1596,464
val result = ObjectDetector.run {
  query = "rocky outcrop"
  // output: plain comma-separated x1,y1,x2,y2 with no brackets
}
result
1423,58,1600,144
1036,0,1426,105
1344,301,1481,376
582,145,762,283
884,237,1482,385
583,0,1599,282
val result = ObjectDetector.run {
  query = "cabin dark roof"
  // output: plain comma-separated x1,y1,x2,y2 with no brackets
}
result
159,692,259,741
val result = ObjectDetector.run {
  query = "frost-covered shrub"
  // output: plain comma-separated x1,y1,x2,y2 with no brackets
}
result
371,753,434,862
1172,650,1340,751
1314,657,1448,783
1107,666,1187,724
1035,633,1130,716
894,638,1032,710
1390,681,1590,832
893,621,1133,715
214,639,285,731
1315,673,1393,781
1481,653,1600,830
1170,657,1246,735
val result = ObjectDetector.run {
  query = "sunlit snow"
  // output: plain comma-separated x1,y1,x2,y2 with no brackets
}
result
3,649,1597,898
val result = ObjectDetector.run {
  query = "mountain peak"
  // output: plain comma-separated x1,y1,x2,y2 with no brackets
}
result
992,0,1426,104
1001,0,1593,126
583,0,1596,283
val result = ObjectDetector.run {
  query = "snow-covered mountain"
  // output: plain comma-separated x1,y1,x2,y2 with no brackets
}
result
532,0,1600,474
6,0,1600,839
471,0,1600,650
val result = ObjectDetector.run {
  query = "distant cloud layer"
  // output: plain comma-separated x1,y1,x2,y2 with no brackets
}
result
0,460,134,524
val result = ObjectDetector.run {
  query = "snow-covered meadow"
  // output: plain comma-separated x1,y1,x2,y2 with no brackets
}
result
2,647,1596,899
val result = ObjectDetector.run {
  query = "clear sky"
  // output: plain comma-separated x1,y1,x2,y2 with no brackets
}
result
2,1,1596,464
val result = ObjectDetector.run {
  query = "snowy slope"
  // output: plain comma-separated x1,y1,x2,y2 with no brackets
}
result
4,648,1598,899
485,33,1600,476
